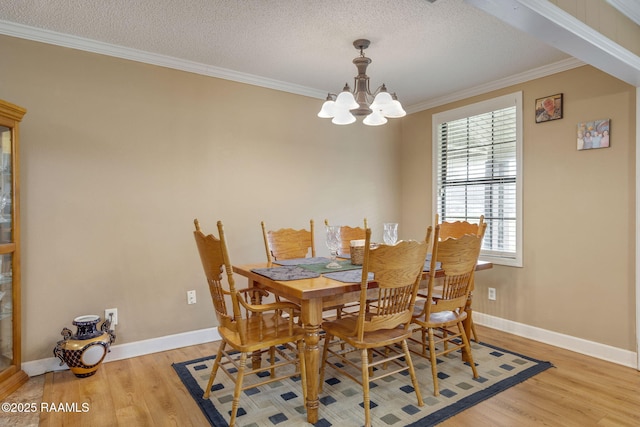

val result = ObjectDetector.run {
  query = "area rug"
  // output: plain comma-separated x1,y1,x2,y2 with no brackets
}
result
173,340,552,427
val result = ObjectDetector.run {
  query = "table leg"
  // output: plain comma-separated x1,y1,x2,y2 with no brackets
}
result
301,299,322,424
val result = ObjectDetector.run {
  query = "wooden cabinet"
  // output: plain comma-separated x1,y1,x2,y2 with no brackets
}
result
0,99,27,399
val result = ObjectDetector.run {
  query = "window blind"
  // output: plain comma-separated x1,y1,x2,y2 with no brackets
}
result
436,104,518,261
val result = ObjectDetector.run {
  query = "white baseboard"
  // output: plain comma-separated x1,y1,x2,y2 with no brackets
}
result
22,327,221,377
22,315,639,377
474,312,638,369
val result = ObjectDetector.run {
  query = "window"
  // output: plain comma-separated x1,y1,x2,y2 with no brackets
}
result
432,92,522,267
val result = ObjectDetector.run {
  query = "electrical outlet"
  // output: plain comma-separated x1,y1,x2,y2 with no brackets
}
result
488,287,496,301
187,290,196,304
105,308,118,326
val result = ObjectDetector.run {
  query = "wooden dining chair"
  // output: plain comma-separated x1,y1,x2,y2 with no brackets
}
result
193,219,307,427
434,213,485,342
324,218,368,256
319,227,430,427
410,223,486,396
261,219,315,262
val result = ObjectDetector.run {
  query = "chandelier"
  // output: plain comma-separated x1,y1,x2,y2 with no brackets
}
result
318,39,406,126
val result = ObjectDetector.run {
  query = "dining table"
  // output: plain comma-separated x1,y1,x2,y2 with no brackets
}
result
232,256,492,424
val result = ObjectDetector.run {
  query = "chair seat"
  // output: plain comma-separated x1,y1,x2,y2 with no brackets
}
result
220,313,306,352
323,316,411,349
413,300,467,326
420,310,467,326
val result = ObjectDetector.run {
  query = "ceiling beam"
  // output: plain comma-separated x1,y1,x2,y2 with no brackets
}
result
466,0,640,87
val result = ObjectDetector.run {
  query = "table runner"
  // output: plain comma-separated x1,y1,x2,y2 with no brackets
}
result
272,257,330,266
323,269,373,283
254,255,441,282
250,265,320,281
424,254,441,272
297,259,361,274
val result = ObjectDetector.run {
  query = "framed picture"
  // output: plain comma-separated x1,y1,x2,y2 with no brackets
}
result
577,119,610,150
535,93,563,123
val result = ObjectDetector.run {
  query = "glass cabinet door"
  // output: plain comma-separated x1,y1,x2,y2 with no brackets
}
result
0,99,25,399
0,125,12,370
0,128,11,244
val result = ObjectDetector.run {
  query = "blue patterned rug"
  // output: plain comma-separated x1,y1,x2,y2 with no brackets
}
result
173,339,552,426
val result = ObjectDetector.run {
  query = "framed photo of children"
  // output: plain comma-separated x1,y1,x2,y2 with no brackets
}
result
535,93,563,123
577,119,610,150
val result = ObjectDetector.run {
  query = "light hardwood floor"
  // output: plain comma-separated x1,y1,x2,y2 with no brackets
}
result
17,325,639,426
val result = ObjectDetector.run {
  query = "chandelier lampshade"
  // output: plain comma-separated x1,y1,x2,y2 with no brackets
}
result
317,97,335,118
335,89,359,110
318,39,406,126
332,109,357,125
362,109,387,126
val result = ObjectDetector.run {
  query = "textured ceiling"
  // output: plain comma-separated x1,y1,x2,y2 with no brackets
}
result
0,0,572,110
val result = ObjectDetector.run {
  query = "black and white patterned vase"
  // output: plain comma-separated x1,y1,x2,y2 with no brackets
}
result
53,314,116,378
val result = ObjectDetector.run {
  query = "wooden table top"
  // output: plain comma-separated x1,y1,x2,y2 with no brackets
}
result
232,259,493,302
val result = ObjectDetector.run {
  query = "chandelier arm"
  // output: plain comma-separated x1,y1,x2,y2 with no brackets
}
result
371,85,385,97
365,79,374,97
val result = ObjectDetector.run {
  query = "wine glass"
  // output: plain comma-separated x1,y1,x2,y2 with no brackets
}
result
325,225,342,269
383,223,398,245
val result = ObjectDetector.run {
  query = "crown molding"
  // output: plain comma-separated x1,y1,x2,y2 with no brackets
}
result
0,19,327,100
0,18,594,114
405,57,584,114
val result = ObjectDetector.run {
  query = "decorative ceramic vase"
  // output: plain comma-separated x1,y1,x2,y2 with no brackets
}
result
53,314,116,378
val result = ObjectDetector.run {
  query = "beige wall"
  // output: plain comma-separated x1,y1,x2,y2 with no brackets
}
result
0,35,403,361
401,65,636,351
0,34,636,362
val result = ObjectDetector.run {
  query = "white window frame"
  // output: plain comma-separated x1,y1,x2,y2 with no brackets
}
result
432,91,523,267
